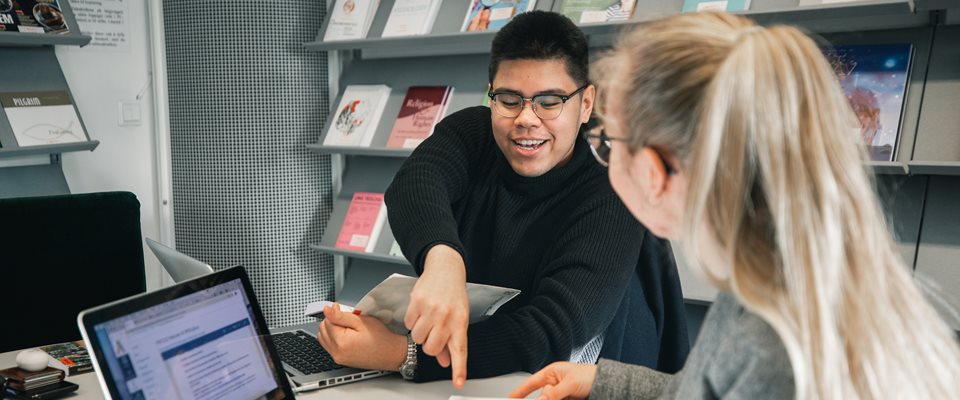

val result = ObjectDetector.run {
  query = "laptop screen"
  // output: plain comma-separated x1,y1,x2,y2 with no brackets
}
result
81,268,291,400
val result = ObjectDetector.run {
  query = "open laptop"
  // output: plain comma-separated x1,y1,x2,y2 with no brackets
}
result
145,238,214,282
79,266,388,398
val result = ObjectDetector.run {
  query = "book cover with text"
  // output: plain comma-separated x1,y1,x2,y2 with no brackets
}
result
324,0,380,41
461,0,536,32
323,84,391,147
386,86,453,149
824,43,912,162
0,91,86,147
335,192,387,253
381,0,442,37
560,0,637,24
1,0,69,33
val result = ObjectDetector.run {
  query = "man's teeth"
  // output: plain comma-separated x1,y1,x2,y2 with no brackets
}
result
515,139,546,147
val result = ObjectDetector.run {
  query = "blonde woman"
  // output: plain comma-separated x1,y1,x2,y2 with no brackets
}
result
511,12,960,400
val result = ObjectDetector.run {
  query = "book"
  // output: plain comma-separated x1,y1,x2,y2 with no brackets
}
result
381,0,442,37
461,0,536,32
323,0,380,41
39,340,93,376
335,192,387,253
0,91,86,147
681,0,751,13
560,0,637,24
323,84,391,147
823,43,913,162
0,0,69,34
386,86,453,149
304,273,521,335
0,367,64,391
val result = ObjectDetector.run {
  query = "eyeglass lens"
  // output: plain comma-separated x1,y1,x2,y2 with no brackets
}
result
492,93,566,120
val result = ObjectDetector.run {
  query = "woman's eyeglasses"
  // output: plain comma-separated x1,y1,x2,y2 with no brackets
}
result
582,126,675,175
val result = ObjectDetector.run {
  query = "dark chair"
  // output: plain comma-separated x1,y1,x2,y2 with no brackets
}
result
599,232,690,373
0,191,146,353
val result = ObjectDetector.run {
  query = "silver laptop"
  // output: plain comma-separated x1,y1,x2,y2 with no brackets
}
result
145,238,214,282
143,244,389,391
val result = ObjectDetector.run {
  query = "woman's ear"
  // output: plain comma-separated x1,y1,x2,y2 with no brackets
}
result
633,147,670,206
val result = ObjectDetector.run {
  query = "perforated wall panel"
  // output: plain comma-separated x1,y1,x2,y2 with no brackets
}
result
163,0,333,327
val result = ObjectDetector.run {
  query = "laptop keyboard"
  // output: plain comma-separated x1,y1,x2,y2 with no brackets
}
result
272,330,344,375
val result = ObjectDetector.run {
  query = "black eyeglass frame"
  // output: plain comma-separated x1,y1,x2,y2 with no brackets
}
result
487,83,590,120
582,129,676,175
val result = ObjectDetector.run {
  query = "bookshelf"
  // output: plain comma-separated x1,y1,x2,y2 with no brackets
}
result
0,0,96,198
306,1,960,327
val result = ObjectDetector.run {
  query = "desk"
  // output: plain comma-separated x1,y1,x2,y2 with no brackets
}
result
0,349,531,399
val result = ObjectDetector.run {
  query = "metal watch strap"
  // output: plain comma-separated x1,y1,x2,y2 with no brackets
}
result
399,333,418,380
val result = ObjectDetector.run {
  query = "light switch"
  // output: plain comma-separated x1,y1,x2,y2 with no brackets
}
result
119,101,142,126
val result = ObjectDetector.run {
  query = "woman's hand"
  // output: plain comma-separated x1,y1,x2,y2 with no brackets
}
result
317,303,407,372
509,362,597,400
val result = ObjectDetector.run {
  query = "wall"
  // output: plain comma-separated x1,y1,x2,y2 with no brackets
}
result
55,0,165,290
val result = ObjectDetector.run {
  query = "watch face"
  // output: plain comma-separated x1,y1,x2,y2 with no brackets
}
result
400,364,415,380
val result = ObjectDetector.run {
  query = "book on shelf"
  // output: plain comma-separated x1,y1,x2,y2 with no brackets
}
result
461,0,537,32
386,86,454,149
323,84,391,147
559,0,637,24
681,0,751,13
824,43,912,162
799,0,871,6
0,0,70,34
305,273,520,335
335,192,388,253
40,340,93,376
381,0,443,37
323,0,380,41
0,91,86,147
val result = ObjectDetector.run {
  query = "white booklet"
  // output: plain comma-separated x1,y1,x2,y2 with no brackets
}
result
306,273,521,335
0,91,87,147
323,84,391,147
324,0,381,41
381,0,442,37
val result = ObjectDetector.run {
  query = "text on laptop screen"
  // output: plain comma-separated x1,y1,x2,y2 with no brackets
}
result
92,279,283,400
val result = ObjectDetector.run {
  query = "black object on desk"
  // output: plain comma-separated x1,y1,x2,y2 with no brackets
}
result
3,380,79,400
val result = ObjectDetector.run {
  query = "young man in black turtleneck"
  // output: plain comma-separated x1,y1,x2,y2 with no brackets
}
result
316,10,689,387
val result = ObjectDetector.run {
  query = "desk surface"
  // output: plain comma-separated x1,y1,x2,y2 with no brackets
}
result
0,349,531,399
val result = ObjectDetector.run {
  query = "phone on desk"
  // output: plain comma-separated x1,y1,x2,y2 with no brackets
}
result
3,381,79,400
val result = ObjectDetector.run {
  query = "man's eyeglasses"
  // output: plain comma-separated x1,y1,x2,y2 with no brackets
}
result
582,128,676,175
488,84,589,120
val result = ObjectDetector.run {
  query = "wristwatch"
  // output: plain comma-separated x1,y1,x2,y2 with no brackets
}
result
399,333,418,380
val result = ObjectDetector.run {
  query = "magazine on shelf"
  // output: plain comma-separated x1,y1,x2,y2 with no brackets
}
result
0,0,69,34
335,192,388,253
681,0,751,12
386,85,454,149
0,91,86,147
305,274,521,335
824,43,913,162
323,84,391,147
381,0,443,37
461,0,536,32
559,0,637,24
323,0,380,41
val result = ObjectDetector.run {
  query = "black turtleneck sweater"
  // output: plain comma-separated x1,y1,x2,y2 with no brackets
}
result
385,106,664,381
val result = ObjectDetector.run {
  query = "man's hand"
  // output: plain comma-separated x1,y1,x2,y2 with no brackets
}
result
509,362,597,400
317,303,407,372
404,244,470,388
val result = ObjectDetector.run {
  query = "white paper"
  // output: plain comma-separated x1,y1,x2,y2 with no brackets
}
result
356,274,521,335
70,0,129,51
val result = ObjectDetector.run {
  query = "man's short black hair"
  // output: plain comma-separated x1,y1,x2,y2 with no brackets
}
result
489,11,589,87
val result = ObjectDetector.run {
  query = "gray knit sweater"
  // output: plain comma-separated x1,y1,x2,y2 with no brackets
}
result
590,293,795,399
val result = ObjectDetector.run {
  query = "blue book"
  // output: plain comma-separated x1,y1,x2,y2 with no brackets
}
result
681,0,751,13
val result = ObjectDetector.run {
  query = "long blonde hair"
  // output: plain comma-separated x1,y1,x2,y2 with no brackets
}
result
595,12,960,398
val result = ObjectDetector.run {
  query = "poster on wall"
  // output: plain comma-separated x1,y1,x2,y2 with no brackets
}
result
0,0,70,34
69,0,128,51
0,91,87,147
